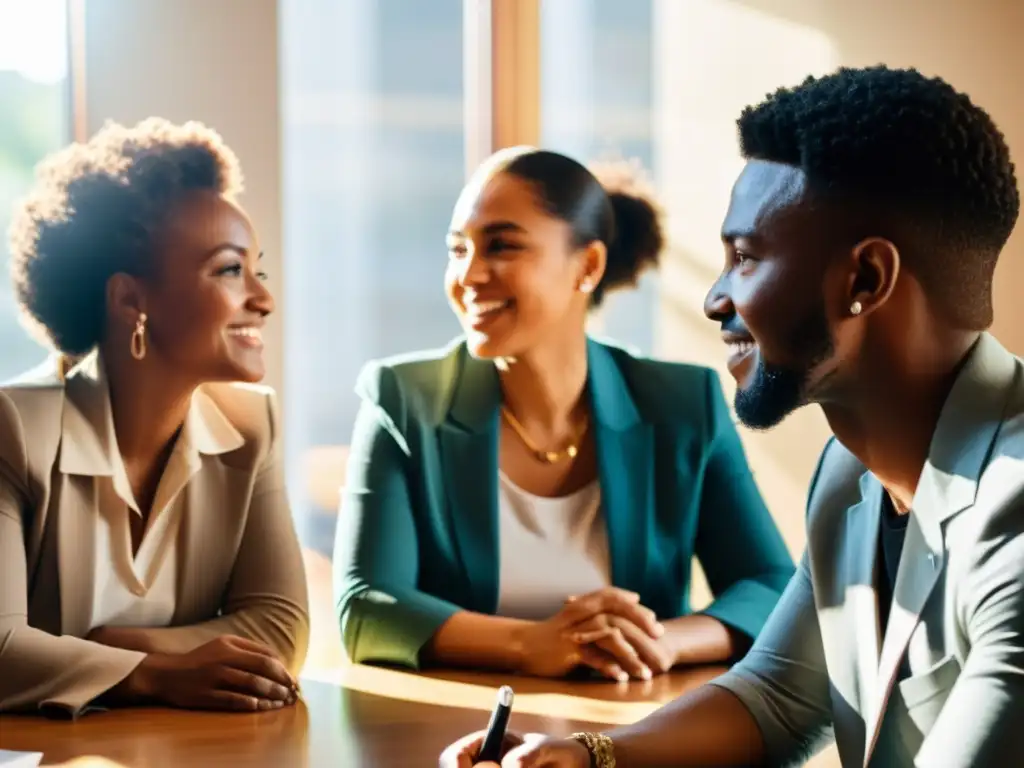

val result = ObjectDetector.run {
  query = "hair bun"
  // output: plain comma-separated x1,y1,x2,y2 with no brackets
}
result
588,159,665,295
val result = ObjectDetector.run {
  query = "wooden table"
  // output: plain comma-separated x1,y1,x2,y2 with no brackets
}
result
0,664,724,767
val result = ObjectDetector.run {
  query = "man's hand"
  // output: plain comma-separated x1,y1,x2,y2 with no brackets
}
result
439,731,590,768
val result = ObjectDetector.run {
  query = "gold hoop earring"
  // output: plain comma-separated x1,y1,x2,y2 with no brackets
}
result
130,313,148,360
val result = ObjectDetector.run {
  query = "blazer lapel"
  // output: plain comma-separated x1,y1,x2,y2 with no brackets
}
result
805,452,880,768
173,392,248,623
56,475,98,636
55,358,111,637
863,333,1018,766
844,473,883,718
174,460,237,622
439,351,501,614
437,340,653,610
863,481,946,765
48,355,250,633
587,340,649,595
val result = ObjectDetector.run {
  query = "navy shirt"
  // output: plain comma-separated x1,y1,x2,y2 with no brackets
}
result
877,494,910,632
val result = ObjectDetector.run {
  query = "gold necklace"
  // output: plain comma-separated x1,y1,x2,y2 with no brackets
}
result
501,406,590,464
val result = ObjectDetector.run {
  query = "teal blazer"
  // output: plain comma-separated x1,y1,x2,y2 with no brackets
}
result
333,337,794,668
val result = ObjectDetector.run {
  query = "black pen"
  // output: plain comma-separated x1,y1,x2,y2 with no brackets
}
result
478,685,514,763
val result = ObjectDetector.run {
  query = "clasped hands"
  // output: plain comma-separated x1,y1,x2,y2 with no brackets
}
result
518,587,678,681
87,627,299,712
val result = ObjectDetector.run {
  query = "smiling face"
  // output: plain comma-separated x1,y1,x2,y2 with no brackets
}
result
445,171,592,359
704,160,846,429
132,191,274,382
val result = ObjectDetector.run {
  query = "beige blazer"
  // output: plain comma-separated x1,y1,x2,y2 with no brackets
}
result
0,354,309,717
713,332,1024,767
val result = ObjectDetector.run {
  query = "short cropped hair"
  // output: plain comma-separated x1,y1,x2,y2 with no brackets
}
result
737,65,1019,329
8,117,243,355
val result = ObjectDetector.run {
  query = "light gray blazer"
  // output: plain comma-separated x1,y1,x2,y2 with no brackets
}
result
713,332,1024,767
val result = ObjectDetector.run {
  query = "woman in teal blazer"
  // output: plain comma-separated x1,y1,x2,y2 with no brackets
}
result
334,149,794,681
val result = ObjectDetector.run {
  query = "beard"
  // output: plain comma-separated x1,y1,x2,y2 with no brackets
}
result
734,302,834,430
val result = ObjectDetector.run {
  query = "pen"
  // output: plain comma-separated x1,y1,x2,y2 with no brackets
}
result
478,685,515,763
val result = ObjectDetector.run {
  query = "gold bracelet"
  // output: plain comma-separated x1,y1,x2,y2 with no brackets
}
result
570,732,616,768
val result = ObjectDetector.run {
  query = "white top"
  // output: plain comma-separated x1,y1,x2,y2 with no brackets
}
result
89,447,188,630
496,472,611,620
84,368,232,631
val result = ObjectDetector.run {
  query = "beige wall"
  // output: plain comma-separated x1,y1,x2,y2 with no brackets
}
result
79,0,284,396
653,2,1024,765
654,0,1024,555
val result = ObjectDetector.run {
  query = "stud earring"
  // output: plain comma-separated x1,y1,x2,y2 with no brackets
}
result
850,301,863,316
579,281,594,295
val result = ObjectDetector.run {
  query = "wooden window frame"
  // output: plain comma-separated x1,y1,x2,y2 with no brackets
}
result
463,0,540,174
69,0,541,174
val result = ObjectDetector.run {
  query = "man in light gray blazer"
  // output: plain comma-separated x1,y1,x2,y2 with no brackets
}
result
439,66,1023,767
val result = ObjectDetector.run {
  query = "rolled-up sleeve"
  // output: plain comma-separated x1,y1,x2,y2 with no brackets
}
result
710,552,834,766
333,363,461,668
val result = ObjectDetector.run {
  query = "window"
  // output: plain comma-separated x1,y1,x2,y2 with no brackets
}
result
0,0,69,381
534,0,841,546
279,0,466,551
540,0,657,353
277,0,841,573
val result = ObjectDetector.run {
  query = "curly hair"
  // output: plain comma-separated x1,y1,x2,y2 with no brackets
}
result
737,65,1019,329
7,117,244,355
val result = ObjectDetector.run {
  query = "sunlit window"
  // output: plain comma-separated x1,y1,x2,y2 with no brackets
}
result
0,0,69,381
279,0,466,552
540,0,657,353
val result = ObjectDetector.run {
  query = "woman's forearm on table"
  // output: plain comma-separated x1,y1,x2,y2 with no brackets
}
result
87,626,160,654
422,611,534,672
663,614,751,667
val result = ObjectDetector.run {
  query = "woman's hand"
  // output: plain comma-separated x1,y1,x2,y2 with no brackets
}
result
439,731,590,768
112,635,298,711
518,587,664,681
568,613,679,678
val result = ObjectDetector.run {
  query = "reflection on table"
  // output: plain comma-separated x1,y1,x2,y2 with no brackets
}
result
0,663,725,767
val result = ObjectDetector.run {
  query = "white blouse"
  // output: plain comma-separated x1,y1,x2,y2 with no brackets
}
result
496,471,612,620
89,451,186,631
79,362,241,631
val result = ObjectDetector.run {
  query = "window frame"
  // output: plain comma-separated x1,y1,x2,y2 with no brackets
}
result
64,0,544,396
